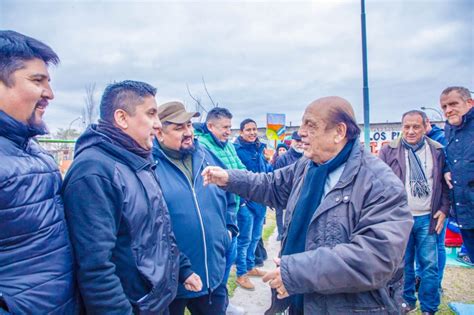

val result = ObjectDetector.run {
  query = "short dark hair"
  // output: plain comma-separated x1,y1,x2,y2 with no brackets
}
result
441,86,472,101
206,107,233,123
325,108,361,141
402,110,428,126
240,118,256,131
0,30,59,87
100,80,157,123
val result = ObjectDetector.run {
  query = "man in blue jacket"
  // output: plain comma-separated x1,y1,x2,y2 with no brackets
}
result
440,86,474,263
153,102,238,315
62,81,200,314
0,30,78,314
233,119,273,290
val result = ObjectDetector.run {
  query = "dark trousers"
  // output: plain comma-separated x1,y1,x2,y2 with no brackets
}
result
460,228,474,262
276,207,284,238
254,238,267,266
169,283,228,315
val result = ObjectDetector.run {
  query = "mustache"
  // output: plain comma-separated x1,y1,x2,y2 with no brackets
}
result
181,135,193,143
36,98,49,108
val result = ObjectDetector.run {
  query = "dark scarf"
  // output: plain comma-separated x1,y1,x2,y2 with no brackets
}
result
281,139,355,314
401,137,431,198
96,119,151,159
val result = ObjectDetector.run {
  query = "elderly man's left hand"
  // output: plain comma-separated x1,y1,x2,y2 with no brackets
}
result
262,258,289,299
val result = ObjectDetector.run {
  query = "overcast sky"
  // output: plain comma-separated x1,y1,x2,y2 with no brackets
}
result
1,0,473,133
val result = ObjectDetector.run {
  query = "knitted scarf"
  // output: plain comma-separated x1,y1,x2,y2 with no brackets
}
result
401,137,431,198
281,139,355,314
96,119,151,159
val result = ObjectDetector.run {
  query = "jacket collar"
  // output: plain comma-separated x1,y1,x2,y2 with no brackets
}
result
0,110,46,148
446,107,474,130
234,136,265,153
152,138,207,179
331,140,363,190
75,125,151,172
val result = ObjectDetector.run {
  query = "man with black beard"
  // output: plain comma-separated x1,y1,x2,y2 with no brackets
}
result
153,102,238,315
0,30,78,313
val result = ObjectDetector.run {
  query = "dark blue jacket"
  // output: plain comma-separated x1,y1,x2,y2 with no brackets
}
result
274,147,303,170
234,136,272,216
62,125,180,314
0,110,77,314
152,140,237,299
445,108,474,229
427,124,447,146
234,136,273,174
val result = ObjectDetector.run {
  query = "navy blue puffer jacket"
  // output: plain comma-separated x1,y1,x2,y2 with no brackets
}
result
0,110,77,314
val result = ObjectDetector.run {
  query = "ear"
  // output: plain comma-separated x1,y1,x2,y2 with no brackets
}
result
206,121,213,131
334,123,348,144
156,127,164,142
114,109,129,129
468,98,474,108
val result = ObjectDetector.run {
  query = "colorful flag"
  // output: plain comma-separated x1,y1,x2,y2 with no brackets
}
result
266,113,286,140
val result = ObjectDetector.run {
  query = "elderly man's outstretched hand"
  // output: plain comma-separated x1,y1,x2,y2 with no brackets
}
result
201,166,229,187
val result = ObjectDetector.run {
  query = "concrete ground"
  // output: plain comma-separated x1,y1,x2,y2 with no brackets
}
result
230,229,281,315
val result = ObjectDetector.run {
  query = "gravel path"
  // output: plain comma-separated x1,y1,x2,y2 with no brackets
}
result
230,229,281,314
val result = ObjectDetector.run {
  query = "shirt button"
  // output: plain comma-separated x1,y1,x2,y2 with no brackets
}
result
335,197,341,202
343,196,349,201
454,180,457,184
456,202,460,206
455,139,459,142
454,159,457,163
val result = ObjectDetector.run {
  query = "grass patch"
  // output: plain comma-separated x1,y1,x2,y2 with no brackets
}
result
262,209,277,242
410,264,474,314
227,268,238,297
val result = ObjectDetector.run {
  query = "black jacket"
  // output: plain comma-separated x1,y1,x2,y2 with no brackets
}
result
62,125,179,314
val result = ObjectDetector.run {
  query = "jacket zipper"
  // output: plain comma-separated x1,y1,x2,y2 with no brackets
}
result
160,152,211,290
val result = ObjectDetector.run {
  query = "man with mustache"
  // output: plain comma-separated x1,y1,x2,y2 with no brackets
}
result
0,31,78,314
153,102,238,315
379,110,449,315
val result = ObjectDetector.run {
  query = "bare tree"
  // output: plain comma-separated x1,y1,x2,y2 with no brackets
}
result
187,84,207,122
202,76,218,108
83,83,97,126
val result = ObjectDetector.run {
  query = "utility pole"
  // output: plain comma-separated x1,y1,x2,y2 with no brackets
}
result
361,0,370,150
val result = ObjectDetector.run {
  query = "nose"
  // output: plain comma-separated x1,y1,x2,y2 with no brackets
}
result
184,124,193,136
297,128,305,137
42,82,54,100
154,116,162,129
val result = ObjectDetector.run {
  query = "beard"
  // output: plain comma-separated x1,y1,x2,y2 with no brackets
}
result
179,137,196,155
27,109,48,135
293,147,304,154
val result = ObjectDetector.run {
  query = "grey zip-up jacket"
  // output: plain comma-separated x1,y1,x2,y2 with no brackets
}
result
224,142,413,314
